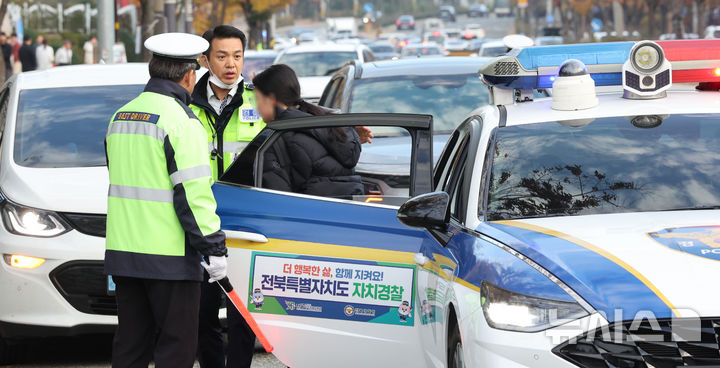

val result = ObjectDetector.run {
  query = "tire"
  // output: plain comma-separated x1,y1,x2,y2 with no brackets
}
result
447,323,465,368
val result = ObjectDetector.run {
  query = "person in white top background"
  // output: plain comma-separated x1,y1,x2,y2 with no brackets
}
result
83,36,97,64
55,40,72,66
35,38,54,70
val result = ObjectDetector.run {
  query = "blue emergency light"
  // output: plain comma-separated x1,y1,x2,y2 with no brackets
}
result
481,42,635,90
515,42,633,69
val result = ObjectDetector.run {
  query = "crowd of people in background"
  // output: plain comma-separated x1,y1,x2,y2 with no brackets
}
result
0,32,98,81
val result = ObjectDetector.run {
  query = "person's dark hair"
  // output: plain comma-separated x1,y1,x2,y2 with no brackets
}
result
42,39,48,46
0,32,6,37
253,64,329,116
23,35,30,42
202,25,247,55
10,33,16,38
253,64,348,139
148,57,196,83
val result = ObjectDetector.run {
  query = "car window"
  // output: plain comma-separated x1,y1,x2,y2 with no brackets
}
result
319,76,345,109
480,45,507,57
434,130,461,189
349,74,489,133
370,45,394,53
445,134,470,220
0,86,10,143
402,47,441,56
485,114,720,220
14,85,144,168
256,125,415,206
277,52,358,77
362,50,375,62
242,56,274,79
332,77,346,110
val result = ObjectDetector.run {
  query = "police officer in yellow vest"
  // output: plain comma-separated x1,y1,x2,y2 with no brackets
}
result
190,25,263,368
105,33,228,368
191,25,265,181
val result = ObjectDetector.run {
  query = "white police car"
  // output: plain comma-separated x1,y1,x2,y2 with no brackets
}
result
215,39,720,367
0,64,148,362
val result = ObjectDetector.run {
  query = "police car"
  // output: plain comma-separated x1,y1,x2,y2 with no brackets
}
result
0,64,148,362
216,39,720,367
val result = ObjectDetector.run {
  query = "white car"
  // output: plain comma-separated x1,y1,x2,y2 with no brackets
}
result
274,43,374,103
212,39,720,368
0,64,149,362
478,39,507,56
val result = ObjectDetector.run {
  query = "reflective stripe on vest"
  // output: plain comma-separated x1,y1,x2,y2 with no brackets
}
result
108,184,174,203
223,141,249,155
170,165,212,186
107,121,167,142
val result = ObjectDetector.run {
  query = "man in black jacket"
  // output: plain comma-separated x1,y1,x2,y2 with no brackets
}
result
18,36,36,72
191,25,262,368
0,33,12,80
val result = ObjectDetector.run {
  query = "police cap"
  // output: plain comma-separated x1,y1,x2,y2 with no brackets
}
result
144,33,209,64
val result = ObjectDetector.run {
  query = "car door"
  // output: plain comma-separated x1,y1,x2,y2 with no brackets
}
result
214,113,436,368
413,117,481,366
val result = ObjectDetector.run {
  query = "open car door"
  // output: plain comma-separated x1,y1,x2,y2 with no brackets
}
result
214,114,436,367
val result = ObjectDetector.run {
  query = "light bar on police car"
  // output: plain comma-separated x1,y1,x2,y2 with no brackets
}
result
480,39,720,90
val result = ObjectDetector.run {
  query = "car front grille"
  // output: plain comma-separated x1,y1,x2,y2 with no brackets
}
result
553,318,720,367
50,261,117,316
61,213,106,237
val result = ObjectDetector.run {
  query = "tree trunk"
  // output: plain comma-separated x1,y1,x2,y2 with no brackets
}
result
141,0,156,61
696,0,706,36
219,0,228,25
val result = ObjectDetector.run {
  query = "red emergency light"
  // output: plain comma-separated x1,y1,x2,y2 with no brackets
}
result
657,39,720,83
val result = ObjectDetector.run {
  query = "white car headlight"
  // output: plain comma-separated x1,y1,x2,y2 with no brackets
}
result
1,200,71,237
481,281,589,332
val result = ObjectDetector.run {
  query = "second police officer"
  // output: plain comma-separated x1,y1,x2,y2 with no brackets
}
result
190,25,263,368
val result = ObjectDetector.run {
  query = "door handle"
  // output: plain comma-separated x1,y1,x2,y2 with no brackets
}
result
223,230,269,243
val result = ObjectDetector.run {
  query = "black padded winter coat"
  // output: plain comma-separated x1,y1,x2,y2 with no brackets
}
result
262,107,364,197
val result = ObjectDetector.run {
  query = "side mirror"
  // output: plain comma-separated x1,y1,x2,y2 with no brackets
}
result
397,191,450,230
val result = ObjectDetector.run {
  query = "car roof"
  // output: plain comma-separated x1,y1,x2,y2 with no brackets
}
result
358,56,491,78
280,43,362,53
16,63,149,90
499,90,720,127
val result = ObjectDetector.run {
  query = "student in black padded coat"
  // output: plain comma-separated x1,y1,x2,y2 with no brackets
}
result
252,64,373,197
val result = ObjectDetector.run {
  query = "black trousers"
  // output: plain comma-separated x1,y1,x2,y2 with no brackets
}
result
112,276,201,368
197,276,256,368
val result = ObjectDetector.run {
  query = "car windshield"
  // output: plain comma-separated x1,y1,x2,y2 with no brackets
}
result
242,56,275,78
402,47,441,56
480,45,507,56
14,85,144,168
349,74,489,133
277,51,357,77
485,115,720,220
370,45,394,53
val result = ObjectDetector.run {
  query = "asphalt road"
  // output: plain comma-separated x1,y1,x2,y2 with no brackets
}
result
1,334,284,368
3,13,514,368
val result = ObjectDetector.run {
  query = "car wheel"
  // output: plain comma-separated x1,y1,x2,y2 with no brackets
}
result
447,322,465,368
